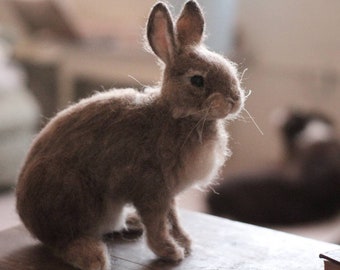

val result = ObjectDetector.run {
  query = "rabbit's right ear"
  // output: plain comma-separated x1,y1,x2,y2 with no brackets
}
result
147,2,176,64
176,1,204,47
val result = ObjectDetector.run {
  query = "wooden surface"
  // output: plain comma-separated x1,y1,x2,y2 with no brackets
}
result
320,249,340,270
0,210,338,270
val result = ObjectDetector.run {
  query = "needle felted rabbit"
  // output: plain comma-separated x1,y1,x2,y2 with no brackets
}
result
16,1,245,269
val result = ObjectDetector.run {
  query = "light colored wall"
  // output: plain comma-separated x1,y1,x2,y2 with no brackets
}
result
225,0,340,173
60,0,155,43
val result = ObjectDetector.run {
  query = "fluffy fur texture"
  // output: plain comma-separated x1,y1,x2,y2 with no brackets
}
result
208,110,340,226
16,1,245,270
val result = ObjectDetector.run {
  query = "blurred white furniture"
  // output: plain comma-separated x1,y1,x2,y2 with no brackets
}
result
0,39,40,188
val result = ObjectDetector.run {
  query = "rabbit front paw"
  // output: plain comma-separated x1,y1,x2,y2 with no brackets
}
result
177,235,192,256
158,243,185,262
148,237,185,262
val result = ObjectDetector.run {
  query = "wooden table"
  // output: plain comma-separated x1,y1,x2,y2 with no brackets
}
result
0,210,338,269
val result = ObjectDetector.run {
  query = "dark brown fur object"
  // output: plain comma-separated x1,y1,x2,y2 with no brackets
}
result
16,1,245,269
208,111,340,226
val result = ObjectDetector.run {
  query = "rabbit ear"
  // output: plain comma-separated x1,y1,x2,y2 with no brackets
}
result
176,0,204,47
147,2,176,64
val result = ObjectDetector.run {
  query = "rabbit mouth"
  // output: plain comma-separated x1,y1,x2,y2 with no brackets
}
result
203,93,241,120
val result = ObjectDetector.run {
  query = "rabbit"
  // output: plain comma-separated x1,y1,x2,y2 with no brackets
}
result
16,1,245,270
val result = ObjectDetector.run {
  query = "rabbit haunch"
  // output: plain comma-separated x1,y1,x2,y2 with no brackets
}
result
16,1,245,269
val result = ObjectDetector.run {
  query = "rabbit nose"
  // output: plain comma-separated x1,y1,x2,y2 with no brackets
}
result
204,93,235,119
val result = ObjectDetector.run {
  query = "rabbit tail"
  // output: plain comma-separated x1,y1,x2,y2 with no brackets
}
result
55,237,110,270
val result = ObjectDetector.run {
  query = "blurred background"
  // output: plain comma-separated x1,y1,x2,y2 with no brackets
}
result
0,0,339,243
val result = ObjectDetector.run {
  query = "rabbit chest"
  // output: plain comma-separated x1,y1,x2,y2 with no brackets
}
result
176,120,230,190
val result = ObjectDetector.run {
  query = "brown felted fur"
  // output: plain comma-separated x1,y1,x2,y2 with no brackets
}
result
16,1,245,269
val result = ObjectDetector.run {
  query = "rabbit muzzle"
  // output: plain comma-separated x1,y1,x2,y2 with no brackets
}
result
203,92,240,120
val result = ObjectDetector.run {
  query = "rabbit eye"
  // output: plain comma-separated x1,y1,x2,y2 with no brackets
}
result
190,75,204,88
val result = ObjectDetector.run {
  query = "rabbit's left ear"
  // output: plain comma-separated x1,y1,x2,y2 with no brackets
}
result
147,2,176,64
176,0,204,47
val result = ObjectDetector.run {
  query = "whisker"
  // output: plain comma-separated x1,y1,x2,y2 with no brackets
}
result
209,186,220,195
240,68,248,83
128,75,148,88
243,107,264,135
180,108,209,149
188,107,212,116
197,105,210,143
245,89,252,99
235,113,248,122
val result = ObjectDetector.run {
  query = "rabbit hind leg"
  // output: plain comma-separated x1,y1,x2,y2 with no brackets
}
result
55,236,110,270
